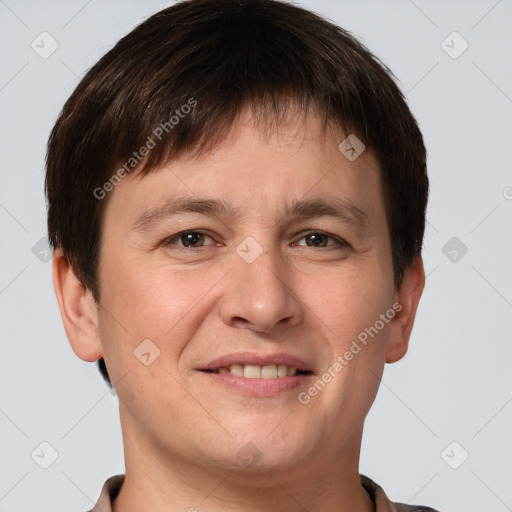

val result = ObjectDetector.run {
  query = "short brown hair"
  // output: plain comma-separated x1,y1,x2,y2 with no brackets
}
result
45,0,428,389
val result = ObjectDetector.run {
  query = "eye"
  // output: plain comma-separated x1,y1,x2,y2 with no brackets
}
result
160,230,351,251
161,230,216,249
294,231,351,249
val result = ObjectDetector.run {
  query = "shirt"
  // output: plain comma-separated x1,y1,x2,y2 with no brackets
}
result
87,473,440,511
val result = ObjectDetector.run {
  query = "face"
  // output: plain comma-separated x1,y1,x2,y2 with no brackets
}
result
81,108,416,478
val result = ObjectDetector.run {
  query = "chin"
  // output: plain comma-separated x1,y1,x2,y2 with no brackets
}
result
224,431,312,473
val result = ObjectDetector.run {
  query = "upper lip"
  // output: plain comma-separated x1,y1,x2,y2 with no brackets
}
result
199,352,312,372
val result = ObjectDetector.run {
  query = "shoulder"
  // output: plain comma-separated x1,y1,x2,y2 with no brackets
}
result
360,474,441,512
85,474,125,512
393,504,441,512
394,505,440,512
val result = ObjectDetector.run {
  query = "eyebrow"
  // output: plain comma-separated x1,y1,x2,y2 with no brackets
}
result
132,196,371,234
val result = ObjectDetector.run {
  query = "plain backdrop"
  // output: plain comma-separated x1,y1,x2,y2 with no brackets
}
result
1,1,511,511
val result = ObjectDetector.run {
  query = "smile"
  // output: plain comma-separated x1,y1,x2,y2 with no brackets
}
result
201,364,310,378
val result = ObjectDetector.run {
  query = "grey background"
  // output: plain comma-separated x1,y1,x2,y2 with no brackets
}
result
1,0,511,510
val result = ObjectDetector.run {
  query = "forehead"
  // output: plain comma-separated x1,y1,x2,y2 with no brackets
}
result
133,106,381,189
103,107,386,234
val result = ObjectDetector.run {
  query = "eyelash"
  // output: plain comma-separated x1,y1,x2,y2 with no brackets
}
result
160,230,351,251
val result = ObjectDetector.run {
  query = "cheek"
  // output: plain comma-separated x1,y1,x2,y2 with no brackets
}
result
304,261,394,349
100,251,201,330
97,255,224,371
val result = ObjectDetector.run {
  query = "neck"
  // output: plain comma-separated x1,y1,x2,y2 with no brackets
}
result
112,415,374,512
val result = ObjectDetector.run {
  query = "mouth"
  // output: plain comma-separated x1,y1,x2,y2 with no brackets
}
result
200,364,312,379
196,353,314,396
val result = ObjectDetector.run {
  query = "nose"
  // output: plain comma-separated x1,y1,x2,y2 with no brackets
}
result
219,246,304,334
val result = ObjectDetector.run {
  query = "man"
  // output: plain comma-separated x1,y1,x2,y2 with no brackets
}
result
45,1,439,510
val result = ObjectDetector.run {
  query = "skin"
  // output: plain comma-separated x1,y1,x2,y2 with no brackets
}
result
53,107,425,512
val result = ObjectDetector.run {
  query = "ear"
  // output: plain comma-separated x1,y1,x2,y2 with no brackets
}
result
386,255,425,364
52,247,103,362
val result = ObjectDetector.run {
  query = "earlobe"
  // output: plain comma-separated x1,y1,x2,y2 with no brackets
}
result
385,256,425,364
52,248,103,362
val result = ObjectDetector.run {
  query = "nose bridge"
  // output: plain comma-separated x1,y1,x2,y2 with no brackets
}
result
220,235,303,333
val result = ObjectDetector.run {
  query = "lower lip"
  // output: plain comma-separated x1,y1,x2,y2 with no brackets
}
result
199,371,311,396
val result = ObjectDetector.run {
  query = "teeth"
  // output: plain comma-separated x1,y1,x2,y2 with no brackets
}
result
212,364,303,378
261,364,277,379
287,366,297,376
230,364,244,377
243,365,261,379
277,364,288,377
